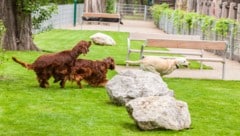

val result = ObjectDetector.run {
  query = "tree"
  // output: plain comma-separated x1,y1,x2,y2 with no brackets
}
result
0,0,57,51
84,0,107,13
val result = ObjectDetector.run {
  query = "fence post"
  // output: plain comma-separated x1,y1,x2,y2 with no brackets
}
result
215,0,222,18
144,5,147,21
171,13,175,34
237,4,240,22
228,2,237,20
221,2,229,18
73,0,77,27
229,24,235,60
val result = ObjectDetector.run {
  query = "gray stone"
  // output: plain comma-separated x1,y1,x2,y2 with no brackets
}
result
90,32,116,46
126,96,191,131
106,70,174,106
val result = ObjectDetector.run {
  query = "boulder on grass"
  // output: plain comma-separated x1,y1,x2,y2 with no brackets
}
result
126,96,191,131
90,32,116,46
105,70,174,106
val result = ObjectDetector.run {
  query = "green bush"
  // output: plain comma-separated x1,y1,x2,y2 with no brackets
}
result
151,3,237,37
150,3,169,25
106,0,116,13
0,20,5,39
0,20,6,66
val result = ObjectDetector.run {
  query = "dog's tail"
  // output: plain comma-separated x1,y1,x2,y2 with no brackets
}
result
12,57,33,70
125,60,141,65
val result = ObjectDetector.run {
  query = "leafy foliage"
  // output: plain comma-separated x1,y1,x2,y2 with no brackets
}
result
150,3,169,25
151,4,238,37
106,0,116,13
32,4,58,29
0,20,6,65
213,18,235,36
200,15,215,34
16,0,58,29
0,20,5,39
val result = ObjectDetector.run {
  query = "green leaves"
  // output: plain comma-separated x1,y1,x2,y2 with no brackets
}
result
0,20,5,38
213,18,235,36
32,4,58,29
106,0,116,13
150,3,169,25
200,15,215,33
16,0,58,29
0,20,6,65
152,3,238,37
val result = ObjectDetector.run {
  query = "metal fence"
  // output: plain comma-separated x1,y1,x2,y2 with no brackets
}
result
117,3,152,20
33,3,153,33
158,12,240,61
33,4,84,34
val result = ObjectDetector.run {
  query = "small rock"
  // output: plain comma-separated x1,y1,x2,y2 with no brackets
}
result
90,32,116,46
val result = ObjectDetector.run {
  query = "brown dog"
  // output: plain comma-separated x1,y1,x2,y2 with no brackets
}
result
12,40,91,88
69,57,115,88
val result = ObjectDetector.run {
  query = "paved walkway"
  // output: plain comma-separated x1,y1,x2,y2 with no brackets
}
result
68,20,240,80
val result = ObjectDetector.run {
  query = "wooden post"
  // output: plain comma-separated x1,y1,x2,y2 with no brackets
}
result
84,0,106,13
84,0,89,12
215,0,223,18
221,2,229,18
237,4,240,22
175,0,183,10
176,0,187,10
202,0,210,15
187,0,196,12
209,0,216,17
197,0,203,14
228,2,237,19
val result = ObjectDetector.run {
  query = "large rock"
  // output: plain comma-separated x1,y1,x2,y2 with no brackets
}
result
90,32,116,46
126,96,191,131
106,70,174,105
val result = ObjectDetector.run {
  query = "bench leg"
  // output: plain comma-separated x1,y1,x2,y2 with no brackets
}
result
200,50,204,70
140,45,144,59
126,51,130,67
222,62,226,80
118,22,120,31
81,21,83,30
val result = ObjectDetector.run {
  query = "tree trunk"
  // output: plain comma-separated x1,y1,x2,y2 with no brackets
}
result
139,0,144,5
84,0,106,13
1,0,39,51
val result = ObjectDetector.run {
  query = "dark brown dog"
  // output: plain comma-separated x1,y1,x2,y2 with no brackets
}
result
70,57,115,88
12,40,91,88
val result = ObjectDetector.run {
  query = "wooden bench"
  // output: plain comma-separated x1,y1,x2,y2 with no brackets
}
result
126,32,201,66
81,13,121,31
139,39,227,79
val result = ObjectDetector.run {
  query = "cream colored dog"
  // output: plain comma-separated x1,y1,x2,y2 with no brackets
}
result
126,56,189,76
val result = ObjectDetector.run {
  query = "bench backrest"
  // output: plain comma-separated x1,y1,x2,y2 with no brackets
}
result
129,32,201,41
146,39,227,51
83,13,120,19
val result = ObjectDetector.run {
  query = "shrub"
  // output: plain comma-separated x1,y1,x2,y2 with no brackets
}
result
150,3,169,25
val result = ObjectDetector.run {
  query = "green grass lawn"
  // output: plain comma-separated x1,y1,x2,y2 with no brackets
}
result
0,30,239,135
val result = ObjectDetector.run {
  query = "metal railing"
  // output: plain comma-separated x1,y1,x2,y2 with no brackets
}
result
158,12,240,61
117,3,152,20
